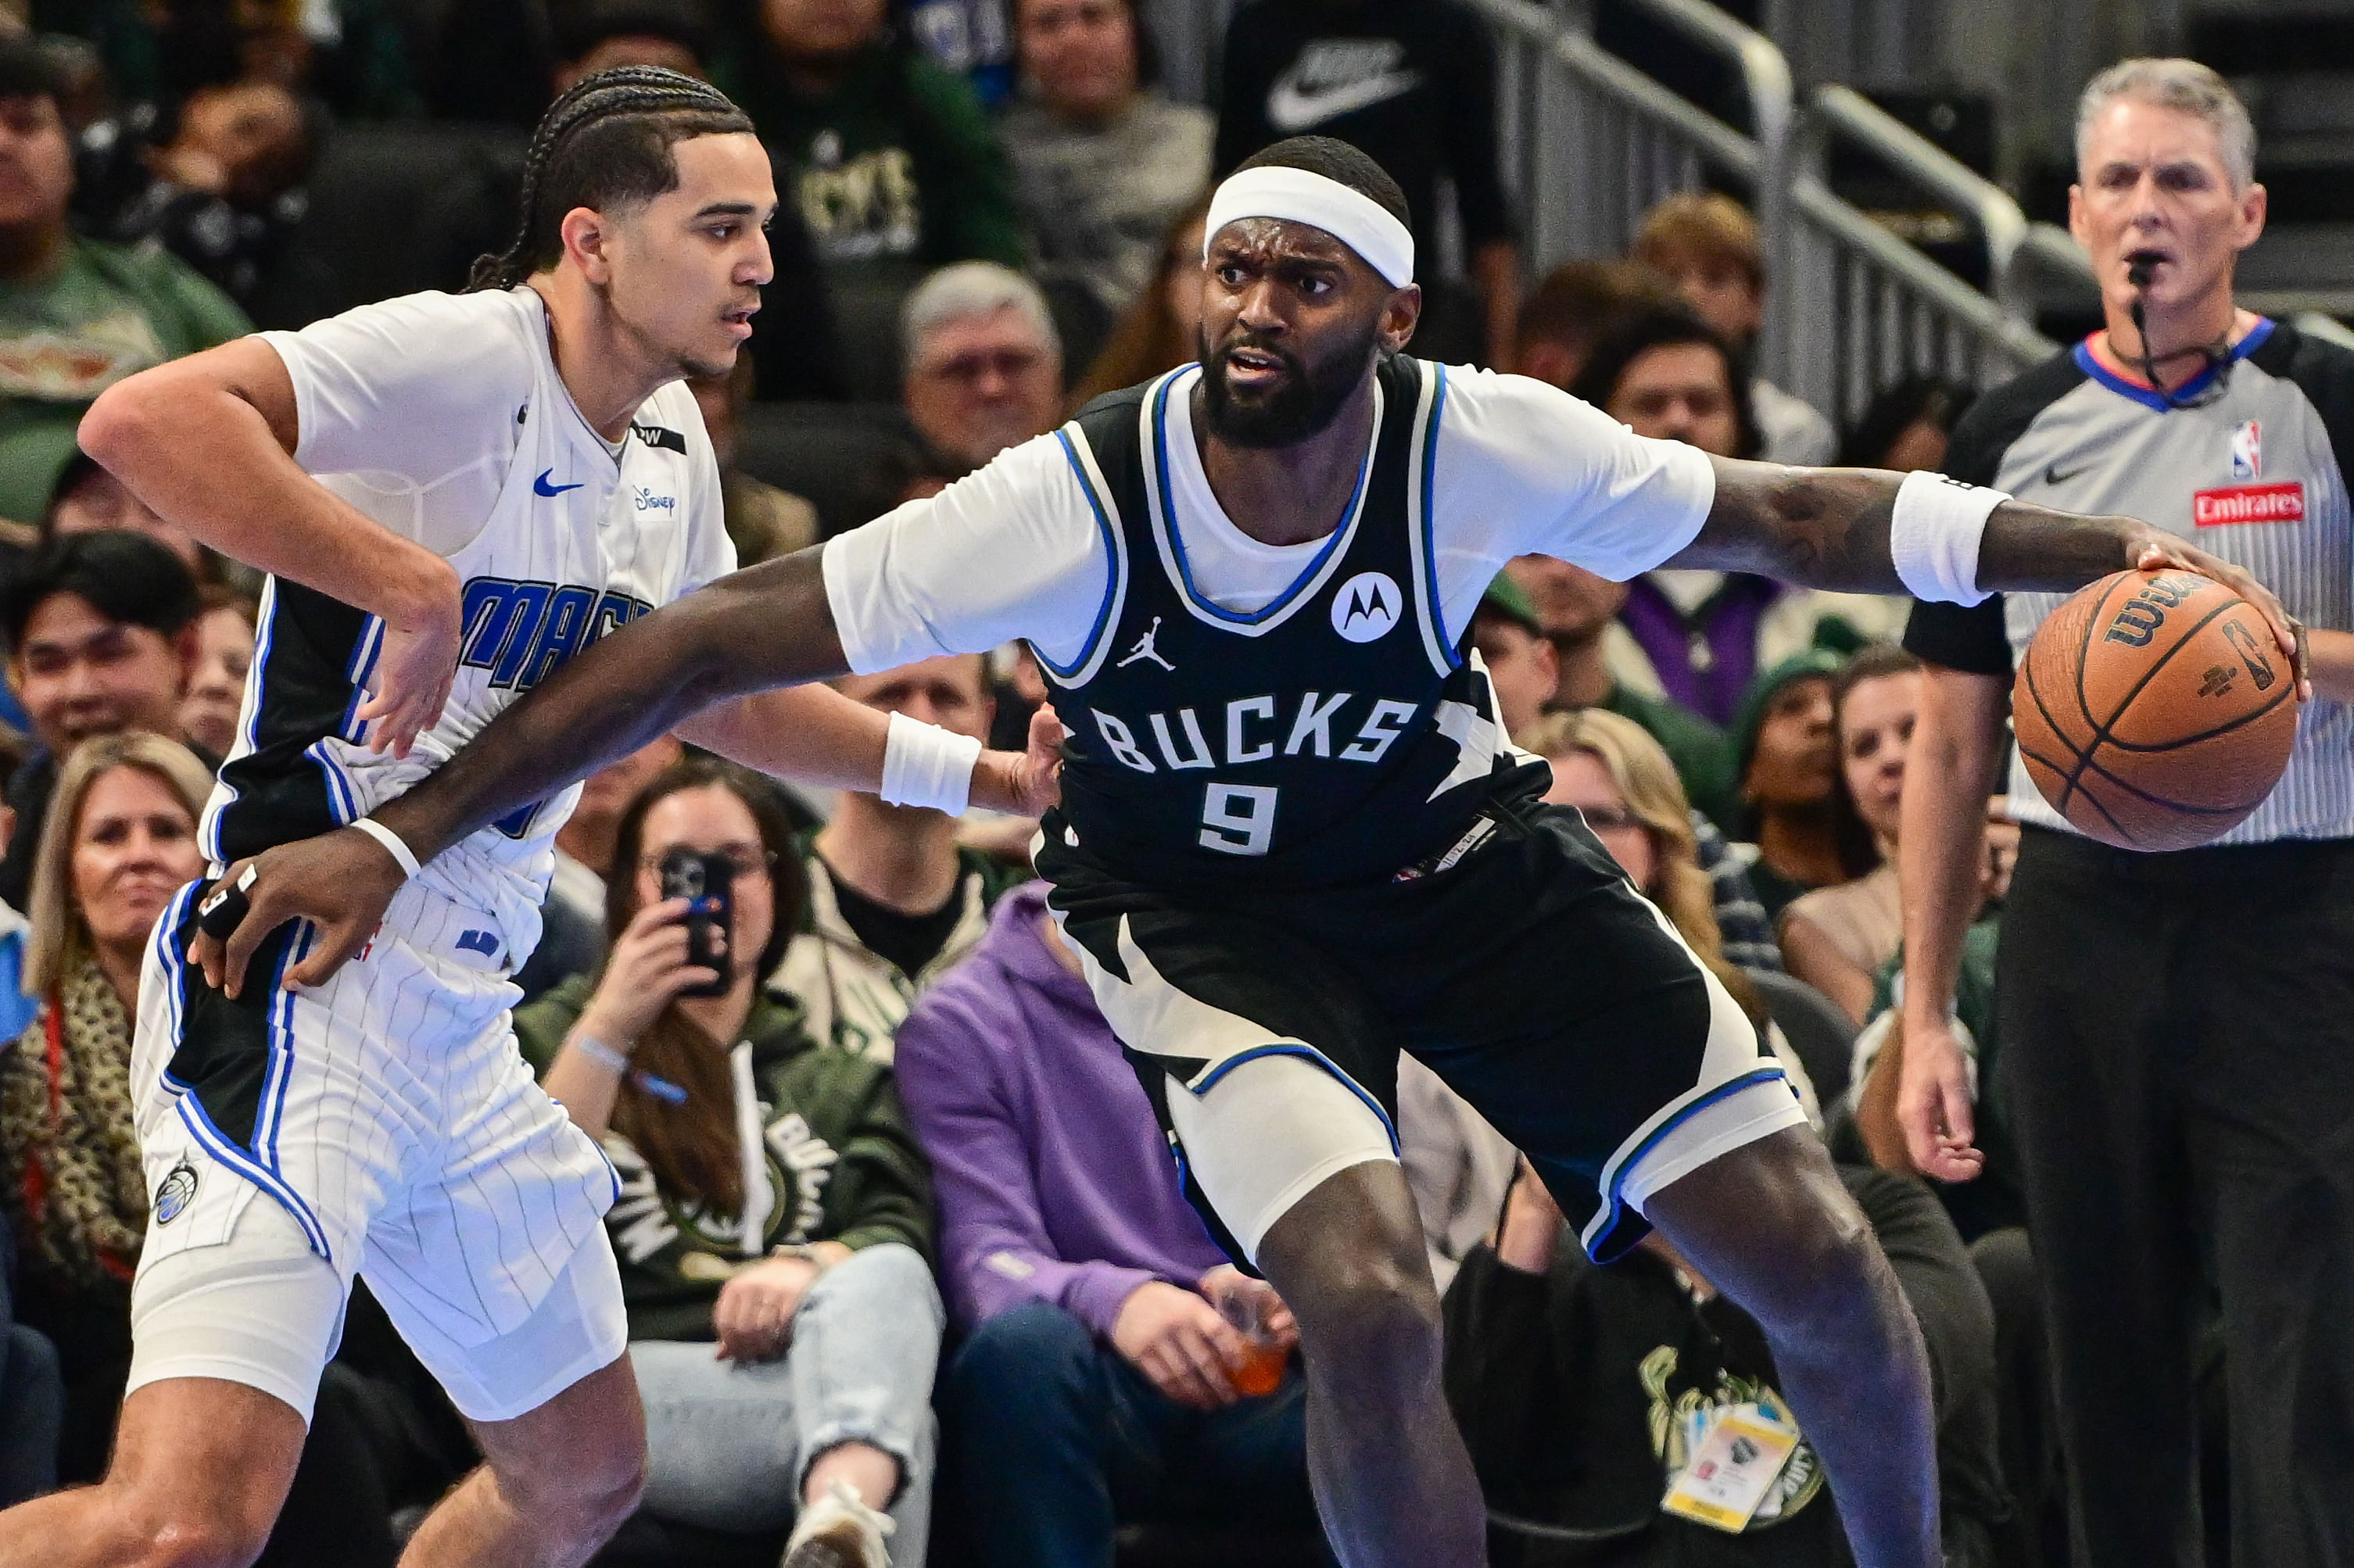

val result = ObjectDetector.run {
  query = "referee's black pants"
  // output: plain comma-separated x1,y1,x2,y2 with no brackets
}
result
1997,827,2354,1568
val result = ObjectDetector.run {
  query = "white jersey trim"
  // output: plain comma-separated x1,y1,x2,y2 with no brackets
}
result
1039,422,1133,689
1404,359,1456,678
1142,366,1381,639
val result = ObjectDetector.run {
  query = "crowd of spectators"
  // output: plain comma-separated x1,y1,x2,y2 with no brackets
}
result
0,5,2231,1567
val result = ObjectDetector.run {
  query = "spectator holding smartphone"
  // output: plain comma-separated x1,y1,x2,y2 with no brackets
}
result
514,756,940,1568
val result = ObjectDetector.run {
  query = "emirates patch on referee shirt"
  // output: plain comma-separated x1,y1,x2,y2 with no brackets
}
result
2194,481,2306,525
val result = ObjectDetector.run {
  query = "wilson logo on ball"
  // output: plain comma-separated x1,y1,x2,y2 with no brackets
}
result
2015,569,2296,853
2101,572,2204,648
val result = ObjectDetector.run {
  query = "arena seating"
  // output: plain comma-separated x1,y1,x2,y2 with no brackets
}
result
299,122,528,313
1751,968,1861,1107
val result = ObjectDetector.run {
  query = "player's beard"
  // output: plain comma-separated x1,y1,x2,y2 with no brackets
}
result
1198,320,1378,449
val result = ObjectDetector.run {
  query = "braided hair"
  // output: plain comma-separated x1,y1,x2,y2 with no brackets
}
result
468,66,755,292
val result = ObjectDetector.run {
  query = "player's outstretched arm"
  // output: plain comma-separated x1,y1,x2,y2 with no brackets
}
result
193,546,1060,997
79,341,462,756
1677,457,2302,673
1891,664,2008,1184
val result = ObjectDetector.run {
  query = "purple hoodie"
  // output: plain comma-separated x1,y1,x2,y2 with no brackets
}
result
895,881,1228,1338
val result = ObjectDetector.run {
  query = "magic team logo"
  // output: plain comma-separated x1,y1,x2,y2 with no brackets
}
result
154,1161,199,1224
1331,571,1402,643
457,577,655,691
2230,419,2262,480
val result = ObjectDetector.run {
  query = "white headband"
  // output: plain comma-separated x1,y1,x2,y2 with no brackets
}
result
1202,166,1415,287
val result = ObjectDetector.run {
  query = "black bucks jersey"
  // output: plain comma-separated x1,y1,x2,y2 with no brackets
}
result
1039,354,1541,892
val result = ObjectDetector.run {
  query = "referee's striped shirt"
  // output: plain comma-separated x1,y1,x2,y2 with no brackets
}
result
1905,319,2354,845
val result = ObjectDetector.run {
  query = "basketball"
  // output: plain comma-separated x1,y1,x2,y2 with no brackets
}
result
2013,569,2298,851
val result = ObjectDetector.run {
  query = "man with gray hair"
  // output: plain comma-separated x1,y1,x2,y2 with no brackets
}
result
903,261,1066,469
1901,57,2354,1568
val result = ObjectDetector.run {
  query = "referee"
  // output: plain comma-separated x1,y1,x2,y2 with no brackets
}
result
1900,60,2354,1568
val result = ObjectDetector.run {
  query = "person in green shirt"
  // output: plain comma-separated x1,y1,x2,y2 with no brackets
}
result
513,756,941,1568
1504,553,1743,835
717,0,1023,272
0,38,249,530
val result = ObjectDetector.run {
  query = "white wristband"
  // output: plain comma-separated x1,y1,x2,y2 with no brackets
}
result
878,711,984,815
1890,470,2006,607
351,817,423,880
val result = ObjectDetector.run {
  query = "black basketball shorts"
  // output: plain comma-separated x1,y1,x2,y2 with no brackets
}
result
1036,794,1804,1265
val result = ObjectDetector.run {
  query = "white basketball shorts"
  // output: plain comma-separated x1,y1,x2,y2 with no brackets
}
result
125,875,625,1419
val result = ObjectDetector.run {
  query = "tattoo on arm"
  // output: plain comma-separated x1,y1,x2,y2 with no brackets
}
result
1675,458,2141,594
373,547,847,861
1675,460,1904,590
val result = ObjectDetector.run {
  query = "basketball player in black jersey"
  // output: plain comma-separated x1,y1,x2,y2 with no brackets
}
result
202,139,2296,1568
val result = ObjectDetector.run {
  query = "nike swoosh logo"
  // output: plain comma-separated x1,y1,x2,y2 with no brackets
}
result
534,469,584,496
2043,462,2090,486
1267,68,1422,131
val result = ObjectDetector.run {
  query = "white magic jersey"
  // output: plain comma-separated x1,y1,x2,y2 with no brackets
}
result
201,288,736,965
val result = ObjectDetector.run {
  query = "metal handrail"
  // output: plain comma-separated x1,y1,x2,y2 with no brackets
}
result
1472,0,1748,281
2017,222,2101,288
1611,0,1796,382
1790,174,2056,353
1470,0,2061,417
1807,84,2034,317
1550,25,1760,177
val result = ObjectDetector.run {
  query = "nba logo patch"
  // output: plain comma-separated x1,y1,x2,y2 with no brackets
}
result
2230,420,2262,481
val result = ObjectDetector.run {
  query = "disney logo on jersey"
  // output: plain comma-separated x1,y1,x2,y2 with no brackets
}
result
1331,571,1402,643
2230,419,2262,480
459,576,654,692
1087,690,1423,775
633,485,677,513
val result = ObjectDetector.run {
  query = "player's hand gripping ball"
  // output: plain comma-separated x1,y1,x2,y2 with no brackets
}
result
2014,569,2298,850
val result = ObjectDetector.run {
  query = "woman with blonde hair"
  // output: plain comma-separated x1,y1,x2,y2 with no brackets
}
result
0,732,543,1558
1396,707,1813,1298
1519,707,1736,978
0,732,210,1485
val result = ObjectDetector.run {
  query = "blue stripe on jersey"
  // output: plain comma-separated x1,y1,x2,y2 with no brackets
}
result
205,577,282,861
256,924,312,1162
339,614,383,743
2071,317,2277,412
1148,371,1369,626
152,879,199,1048
157,900,333,1260
1045,428,1123,681
1418,363,1458,669
305,741,357,824
171,1093,332,1259
1582,1063,1789,1258
1193,1042,1402,1155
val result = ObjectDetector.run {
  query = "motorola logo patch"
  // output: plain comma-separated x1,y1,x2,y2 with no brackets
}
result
1331,571,1402,643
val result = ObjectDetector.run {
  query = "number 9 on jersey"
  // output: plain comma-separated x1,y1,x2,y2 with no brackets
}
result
1200,783,1279,856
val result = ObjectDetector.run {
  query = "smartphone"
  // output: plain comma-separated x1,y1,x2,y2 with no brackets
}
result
657,847,733,998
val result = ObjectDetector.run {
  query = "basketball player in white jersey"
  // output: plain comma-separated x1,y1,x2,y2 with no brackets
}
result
0,70,1052,1568
185,140,2298,1568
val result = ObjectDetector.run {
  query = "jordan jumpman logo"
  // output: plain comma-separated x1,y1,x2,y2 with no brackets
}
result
1116,616,1176,671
